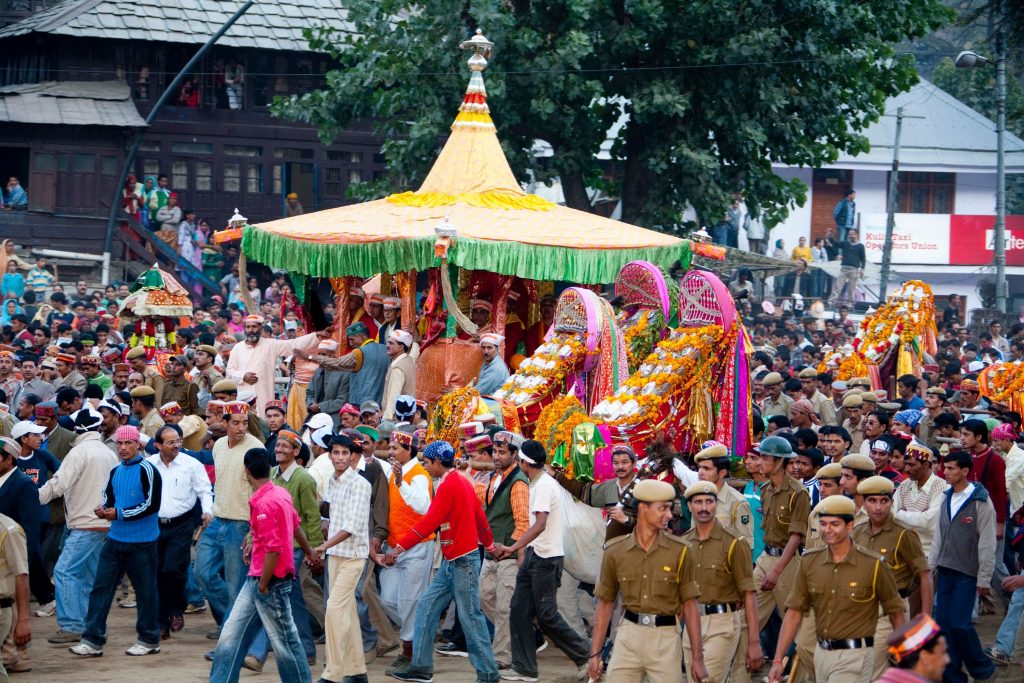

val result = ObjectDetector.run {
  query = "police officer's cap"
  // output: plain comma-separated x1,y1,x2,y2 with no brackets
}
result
816,462,843,481
694,443,729,462
129,385,155,398
840,454,876,472
798,367,818,379
762,372,783,387
683,481,718,501
857,475,895,497
633,479,677,503
842,394,863,408
814,495,857,518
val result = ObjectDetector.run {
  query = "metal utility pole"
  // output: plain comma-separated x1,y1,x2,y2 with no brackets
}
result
994,3,1007,314
878,107,904,303
100,0,255,285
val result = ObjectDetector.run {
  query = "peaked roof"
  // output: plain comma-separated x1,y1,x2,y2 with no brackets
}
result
0,80,146,127
834,78,1024,172
243,31,714,283
0,0,352,52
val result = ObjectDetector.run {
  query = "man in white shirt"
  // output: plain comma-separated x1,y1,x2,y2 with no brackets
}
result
146,424,212,638
495,439,590,681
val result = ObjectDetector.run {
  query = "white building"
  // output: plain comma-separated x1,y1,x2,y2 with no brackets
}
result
768,79,1024,314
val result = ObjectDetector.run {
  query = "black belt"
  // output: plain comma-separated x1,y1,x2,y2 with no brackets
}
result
818,637,873,650
159,512,194,526
0,597,11,608
898,588,910,599
701,603,738,615
623,610,676,627
763,545,785,557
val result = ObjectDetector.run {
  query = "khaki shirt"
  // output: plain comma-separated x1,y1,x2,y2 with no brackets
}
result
595,530,700,616
809,390,838,426
143,367,165,406
842,418,864,454
162,376,201,416
718,482,754,549
917,412,940,453
138,409,166,439
851,515,928,591
761,473,810,547
763,393,793,419
786,542,904,639
0,512,28,599
682,521,754,605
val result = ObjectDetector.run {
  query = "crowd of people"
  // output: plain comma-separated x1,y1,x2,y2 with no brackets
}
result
1,235,1024,683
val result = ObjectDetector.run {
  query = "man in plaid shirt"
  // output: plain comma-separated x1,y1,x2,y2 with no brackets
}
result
314,434,372,683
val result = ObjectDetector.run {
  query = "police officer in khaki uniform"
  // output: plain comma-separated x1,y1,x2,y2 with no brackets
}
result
681,482,762,683
853,476,932,678
752,436,810,631
126,346,164,406
694,443,754,548
589,479,707,683
0,511,30,681
841,394,865,453
129,385,165,439
798,368,837,426
768,495,906,683
839,453,875,527
762,373,793,419
917,387,946,452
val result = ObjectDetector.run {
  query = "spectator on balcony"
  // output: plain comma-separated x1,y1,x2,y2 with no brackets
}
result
285,193,304,217
156,194,182,248
224,60,244,110
177,78,199,108
26,258,55,303
140,176,157,229
3,261,25,301
121,175,143,223
147,175,171,227
2,176,27,211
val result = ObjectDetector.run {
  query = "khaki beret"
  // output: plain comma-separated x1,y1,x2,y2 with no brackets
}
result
763,372,783,387
129,385,155,398
125,346,147,360
857,475,895,496
633,479,677,503
683,481,719,500
832,380,848,392
849,377,871,389
925,387,948,398
842,394,863,408
814,494,857,518
816,462,843,481
840,454,876,472
798,367,818,379
212,379,238,394
861,392,878,403
694,444,729,462
879,402,903,412
196,345,218,357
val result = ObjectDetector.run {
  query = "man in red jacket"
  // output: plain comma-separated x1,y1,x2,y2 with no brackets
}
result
385,440,499,683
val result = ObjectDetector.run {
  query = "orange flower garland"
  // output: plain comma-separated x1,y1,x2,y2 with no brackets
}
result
427,385,480,444
851,280,935,364
979,362,1024,406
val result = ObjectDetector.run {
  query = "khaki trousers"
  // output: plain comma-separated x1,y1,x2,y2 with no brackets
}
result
0,605,10,683
0,600,26,674
731,612,752,683
813,645,873,683
479,557,517,666
792,609,818,683
871,598,908,679
323,556,367,681
606,618,683,683
683,610,739,683
752,553,799,630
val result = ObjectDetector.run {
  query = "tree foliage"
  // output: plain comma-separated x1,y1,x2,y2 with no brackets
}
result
272,0,951,232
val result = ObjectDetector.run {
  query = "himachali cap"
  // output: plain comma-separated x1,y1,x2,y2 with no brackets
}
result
634,479,677,503
370,293,385,305
762,372,783,387
245,314,265,325
798,367,818,379
493,431,524,450
40,357,56,370
683,481,718,501
159,401,182,417
207,400,225,414
114,425,141,442
0,437,21,459
466,434,492,451
960,378,981,391
816,462,843,481
223,400,249,415
422,440,456,466
264,400,286,415
888,614,943,665
277,429,301,449
346,322,369,337
125,346,147,360
34,401,57,418
840,454,877,473
0,344,16,357
55,353,77,365
79,355,99,365
317,338,339,352
479,333,504,347
858,475,895,497
383,297,401,310
905,441,934,462
130,385,156,398
388,329,414,348
611,444,636,459
814,494,856,518
348,286,365,298
458,421,484,439
477,412,497,425
391,429,417,450
414,428,428,444
470,299,493,312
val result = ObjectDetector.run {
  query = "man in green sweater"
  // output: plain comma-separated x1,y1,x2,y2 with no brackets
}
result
242,430,323,671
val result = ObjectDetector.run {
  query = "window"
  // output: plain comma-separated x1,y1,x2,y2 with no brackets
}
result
172,160,189,189
324,167,342,198
171,141,213,155
373,170,386,182
349,169,362,184
57,153,67,171
137,141,161,153
327,150,363,163
101,156,117,175
891,172,955,214
223,163,240,192
246,165,262,193
272,164,282,194
142,158,160,177
273,148,313,160
373,153,385,164
195,161,212,191
73,153,95,172
33,152,55,171
225,145,262,157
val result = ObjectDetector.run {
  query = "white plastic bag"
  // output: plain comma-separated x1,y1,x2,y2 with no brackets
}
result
556,485,606,584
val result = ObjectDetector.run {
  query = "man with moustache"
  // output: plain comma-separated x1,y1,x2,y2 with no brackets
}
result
548,443,638,541
225,314,320,414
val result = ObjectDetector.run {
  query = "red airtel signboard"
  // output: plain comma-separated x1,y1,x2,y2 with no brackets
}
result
950,215,1024,266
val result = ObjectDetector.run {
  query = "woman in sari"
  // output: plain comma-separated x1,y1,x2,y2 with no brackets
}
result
122,175,142,222
0,298,22,327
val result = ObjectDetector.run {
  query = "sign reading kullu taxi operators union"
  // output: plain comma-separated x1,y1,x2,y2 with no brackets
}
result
861,213,1024,266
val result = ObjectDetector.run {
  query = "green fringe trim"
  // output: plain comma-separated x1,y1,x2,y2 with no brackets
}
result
242,227,693,284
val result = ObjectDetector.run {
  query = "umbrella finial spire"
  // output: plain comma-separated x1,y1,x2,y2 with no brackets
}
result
453,29,495,131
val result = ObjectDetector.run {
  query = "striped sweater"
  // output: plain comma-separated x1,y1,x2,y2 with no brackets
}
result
103,454,162,543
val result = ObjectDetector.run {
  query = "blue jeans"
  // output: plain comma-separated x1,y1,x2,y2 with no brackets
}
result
210,577,312,683
995,570,1024,656
81,538,159,648
934,567,996,683
406,552,498,682
246,548,315,662
186,561,205,605
195,518,250,625
54,528,106,633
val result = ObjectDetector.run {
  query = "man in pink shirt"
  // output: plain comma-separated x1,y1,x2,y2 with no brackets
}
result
209,447,318,683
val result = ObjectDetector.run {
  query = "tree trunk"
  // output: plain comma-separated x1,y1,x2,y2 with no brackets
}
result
560,171,593,214
619,124,651,226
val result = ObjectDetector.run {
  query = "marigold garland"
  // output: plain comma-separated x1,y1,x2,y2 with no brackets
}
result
492,332,588,406
427,385,480,445
851,280,935,365
618,308,666,374
979,362,1024,406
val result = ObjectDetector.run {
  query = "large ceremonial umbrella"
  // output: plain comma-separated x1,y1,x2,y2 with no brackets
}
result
240,30,719,285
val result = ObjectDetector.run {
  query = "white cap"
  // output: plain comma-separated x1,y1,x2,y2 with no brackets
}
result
311,426,333,449
967,360,986,373
11,421,46,440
